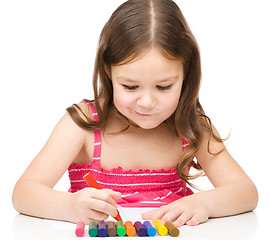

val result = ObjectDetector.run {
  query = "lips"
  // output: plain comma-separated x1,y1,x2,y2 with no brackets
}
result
135,111,152,116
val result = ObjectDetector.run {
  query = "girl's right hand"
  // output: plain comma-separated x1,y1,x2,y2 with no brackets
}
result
68,188,121,224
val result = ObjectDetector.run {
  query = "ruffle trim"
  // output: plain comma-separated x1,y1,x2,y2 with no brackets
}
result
68,162,178,175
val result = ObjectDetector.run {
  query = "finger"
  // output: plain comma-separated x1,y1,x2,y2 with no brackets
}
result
78,206,109,223
103,189,122,200
186,216,198,226
160,209,183,223
141,209,158,220
141,206,168,221
90,189,118,207
141,208,159,220
83,211,109,223
89,198,118,218
186,215,207,226
173,211,193,227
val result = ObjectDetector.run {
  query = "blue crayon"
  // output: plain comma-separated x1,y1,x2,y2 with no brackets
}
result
134,221,147,237
143,221,156,236
98,221,108,237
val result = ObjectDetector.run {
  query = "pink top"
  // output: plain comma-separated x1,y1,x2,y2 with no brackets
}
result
68,100,194,207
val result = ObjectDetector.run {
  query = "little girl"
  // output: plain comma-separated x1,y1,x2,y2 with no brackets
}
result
12,0,258,227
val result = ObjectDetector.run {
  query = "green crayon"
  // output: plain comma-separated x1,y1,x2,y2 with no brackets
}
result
89,221,98,237
115,221,126,236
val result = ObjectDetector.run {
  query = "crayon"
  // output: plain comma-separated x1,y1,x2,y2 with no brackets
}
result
153,220,168,236
164,221,180,237
143,221,156,236
134,221,147,237
125,221,136,237
115,221,126,236
75,221,85,237
89,221,98,237
83,173,123,222
98,221,108,237
107,221,117,237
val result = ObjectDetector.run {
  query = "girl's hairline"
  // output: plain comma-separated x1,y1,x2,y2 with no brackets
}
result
108,45,186,67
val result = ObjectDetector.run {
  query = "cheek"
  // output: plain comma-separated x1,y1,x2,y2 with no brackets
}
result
164,98,178,113
113,88,132,110
162,92,181,115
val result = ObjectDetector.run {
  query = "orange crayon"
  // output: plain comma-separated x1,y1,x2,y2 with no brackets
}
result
125,221,136,237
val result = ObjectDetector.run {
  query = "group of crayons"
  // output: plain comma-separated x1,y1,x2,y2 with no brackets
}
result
77,173,179,237
75,220,179,237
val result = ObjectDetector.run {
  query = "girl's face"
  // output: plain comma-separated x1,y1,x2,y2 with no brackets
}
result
110,47,184,129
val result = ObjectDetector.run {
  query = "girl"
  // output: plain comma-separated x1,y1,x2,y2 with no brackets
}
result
12,0,258,227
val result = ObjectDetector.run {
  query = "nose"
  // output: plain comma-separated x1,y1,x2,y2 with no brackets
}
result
137,91,156,110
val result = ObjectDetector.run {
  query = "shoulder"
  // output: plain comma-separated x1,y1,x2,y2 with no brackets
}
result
72,100,96,121
195,121,255,190
51,107,91,143
197,120,226,158
49,102,96,162
15,109,92,186
66,100,98,130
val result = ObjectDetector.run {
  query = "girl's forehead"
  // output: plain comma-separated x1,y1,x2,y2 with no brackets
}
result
111,47,184,79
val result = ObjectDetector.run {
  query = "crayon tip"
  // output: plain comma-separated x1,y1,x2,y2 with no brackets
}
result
115,210,123,222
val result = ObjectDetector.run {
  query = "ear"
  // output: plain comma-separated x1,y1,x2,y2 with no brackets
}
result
104,64,111,79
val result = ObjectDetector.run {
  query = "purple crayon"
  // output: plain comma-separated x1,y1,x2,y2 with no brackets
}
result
98,221,108,237
134,221,147,237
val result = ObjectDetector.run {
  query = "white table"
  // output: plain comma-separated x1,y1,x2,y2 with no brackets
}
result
10,208,260,239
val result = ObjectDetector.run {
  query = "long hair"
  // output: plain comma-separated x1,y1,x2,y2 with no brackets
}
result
66,0,225,186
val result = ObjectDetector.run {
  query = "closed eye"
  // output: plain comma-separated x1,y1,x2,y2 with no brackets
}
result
122,84,139,90
156,84,172,90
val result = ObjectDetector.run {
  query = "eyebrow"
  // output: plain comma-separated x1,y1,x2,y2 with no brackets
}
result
117,76,180,83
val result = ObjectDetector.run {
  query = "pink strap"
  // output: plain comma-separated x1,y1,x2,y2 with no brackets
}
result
182,138,194,169
81,100,101,162
93,129,101,161
81,100,189,163
81,100,99,121
182,138,189,151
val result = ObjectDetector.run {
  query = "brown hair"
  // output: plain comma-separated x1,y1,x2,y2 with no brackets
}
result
66,0,225,186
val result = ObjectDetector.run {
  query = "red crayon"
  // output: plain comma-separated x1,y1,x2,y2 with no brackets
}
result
83,173,123,222
75,221,85,237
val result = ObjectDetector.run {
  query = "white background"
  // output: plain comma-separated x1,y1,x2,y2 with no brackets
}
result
1,0,268,238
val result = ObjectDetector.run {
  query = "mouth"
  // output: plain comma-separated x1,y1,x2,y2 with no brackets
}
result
135,111,152,117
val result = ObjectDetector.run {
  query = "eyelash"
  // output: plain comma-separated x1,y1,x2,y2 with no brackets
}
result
157,85,172,90
123,85,138,90
122,84,172,91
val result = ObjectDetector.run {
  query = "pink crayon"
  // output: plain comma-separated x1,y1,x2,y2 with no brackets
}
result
75,221,85,237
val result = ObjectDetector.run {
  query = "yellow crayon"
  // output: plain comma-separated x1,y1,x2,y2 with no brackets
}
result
153,220,168,236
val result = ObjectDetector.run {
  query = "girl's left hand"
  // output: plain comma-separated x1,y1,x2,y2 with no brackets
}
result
141,194,210,227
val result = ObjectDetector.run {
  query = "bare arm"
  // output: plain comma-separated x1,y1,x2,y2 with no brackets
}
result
193,125,258,218
142,125,258,226
12,104,120,223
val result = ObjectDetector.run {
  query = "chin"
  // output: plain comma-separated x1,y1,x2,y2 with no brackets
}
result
136,121,161,130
